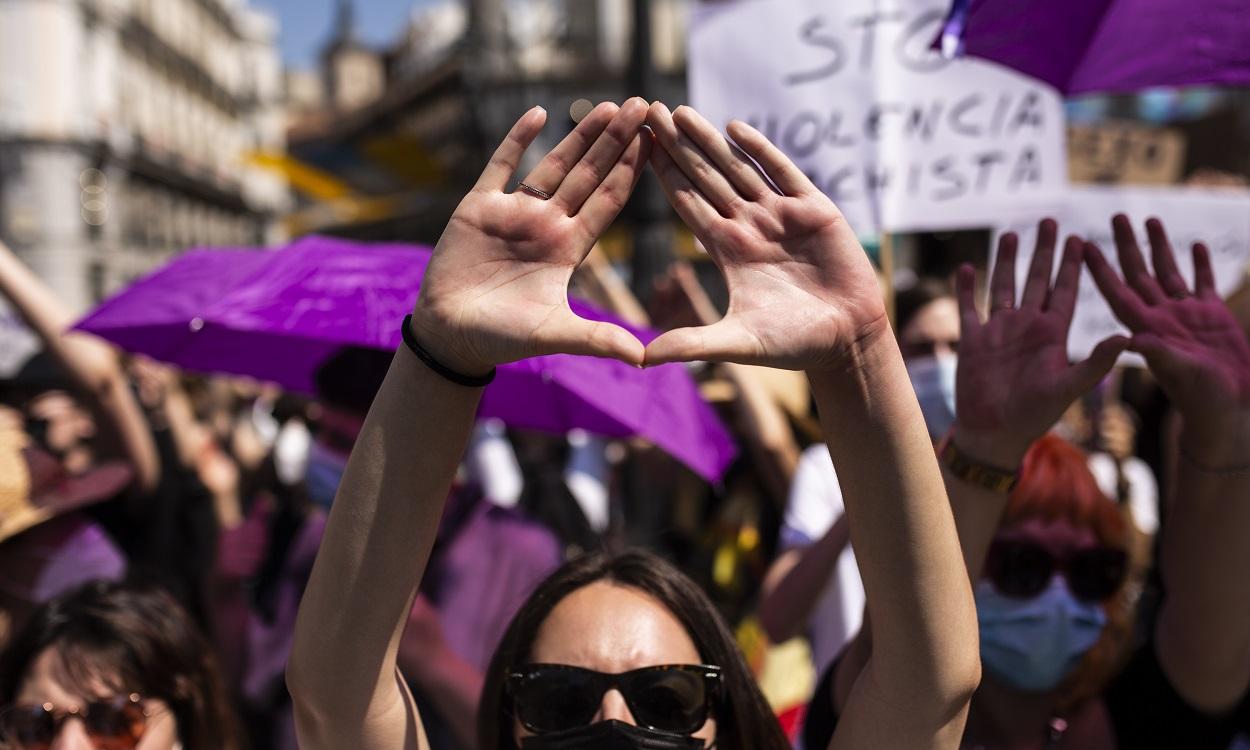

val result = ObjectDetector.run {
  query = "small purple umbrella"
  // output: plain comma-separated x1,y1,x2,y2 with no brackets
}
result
937,0,1250,95
76,236,737,481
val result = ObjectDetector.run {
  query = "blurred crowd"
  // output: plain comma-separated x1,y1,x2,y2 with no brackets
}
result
2,210,1250,750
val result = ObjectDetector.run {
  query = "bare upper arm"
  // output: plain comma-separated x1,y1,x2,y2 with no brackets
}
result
292,668,429,750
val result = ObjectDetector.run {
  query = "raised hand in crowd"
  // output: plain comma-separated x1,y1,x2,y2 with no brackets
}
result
642,105,886,371
946,220,1129,574
409,102,649,375
650,261,802,505
644,102,977,749
288,98,979,750
849,215,1250,750
1086,215,1250,714
0,240,159,493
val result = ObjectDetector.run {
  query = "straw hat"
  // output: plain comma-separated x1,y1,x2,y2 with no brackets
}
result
0,423,132,545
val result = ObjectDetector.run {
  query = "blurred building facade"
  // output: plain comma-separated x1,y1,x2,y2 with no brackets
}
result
283,0,691,250
0,0,288,311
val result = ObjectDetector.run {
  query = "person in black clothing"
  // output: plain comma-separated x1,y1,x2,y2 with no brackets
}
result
806,216,1250,749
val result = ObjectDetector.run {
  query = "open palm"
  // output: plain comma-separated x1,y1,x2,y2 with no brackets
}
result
953,222,1128,466
1086,216,1250,456
411,100,651,374
642,104,886,371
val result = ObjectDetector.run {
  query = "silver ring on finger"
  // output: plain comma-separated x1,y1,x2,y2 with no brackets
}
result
1170,289,1188,301
518,182,553,201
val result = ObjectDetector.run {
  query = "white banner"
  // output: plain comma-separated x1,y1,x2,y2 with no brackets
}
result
689,0,1068,235
994,186,1250,366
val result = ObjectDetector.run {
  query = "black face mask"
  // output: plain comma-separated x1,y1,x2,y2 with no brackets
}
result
520,720,706,750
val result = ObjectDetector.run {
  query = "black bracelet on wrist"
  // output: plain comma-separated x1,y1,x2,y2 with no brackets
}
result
401,314,496,388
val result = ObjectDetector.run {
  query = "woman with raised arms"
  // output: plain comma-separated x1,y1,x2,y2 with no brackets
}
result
285,98,980,749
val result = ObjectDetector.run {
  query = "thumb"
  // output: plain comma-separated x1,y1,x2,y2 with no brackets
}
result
538,310,645,365
644,318,755,367
1127,332,1184,377
1063,335,1130,399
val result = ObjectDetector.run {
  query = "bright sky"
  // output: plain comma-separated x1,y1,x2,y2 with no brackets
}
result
257,0,438,68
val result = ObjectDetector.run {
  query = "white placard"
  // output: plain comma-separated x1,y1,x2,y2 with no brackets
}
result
994,186,1250,366
689,0,1068,235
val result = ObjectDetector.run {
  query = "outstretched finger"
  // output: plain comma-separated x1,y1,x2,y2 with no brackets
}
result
538,309,645,365
1083,242,1150,330
956,264,982,335
556,97,649,214
578,130,653,240
520,101,619,198
1021,219,1058,309
1112,214,1166,304
989,233,1019,314
1145,218,1190,299
1062,335,1130,401
1193,242,1218,299
672,105,772,201
647,103,741,216
644,319,766,367
725,120,815,198
1046,236,1085,325
649,136,720,235
474,106,547,193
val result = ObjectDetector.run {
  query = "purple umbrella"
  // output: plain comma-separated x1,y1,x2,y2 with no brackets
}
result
937,0,1250,95
76,236,737,481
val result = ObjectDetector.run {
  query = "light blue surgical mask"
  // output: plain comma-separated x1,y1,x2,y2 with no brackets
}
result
306,440,349,510
975,576,1107,692
906,353,957,439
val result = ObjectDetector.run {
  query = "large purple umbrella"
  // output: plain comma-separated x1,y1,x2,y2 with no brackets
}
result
76,236,737,481
937,0,1250,95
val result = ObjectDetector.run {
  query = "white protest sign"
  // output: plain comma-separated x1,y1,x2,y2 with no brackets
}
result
689,0,1067,235
994,186,1250,367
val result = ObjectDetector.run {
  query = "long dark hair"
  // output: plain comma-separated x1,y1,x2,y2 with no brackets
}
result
478,550,790,750
0,580,241,750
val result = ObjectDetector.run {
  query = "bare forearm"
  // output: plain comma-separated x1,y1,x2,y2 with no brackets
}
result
1156,418,1250,713
725,363,801,503
809,330,978,718
289,347,480,743
759,518,849,643
0,244,114,393
0,243,159,490
161,386,205,469
943,428,1020,580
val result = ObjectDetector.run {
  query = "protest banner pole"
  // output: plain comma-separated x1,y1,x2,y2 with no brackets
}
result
880,231,896,326
627,0,673,306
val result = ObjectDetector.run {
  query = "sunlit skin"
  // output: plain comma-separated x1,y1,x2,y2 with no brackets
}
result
515,582,718,745
15,648,179,750
899,297,960,360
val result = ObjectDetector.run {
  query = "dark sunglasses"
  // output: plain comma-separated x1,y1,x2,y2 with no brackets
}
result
986,538,1128,603
0,693,149,750
507,664,721,735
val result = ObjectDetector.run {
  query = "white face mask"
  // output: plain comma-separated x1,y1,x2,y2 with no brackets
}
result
906,353,957,439
273,420,311,487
